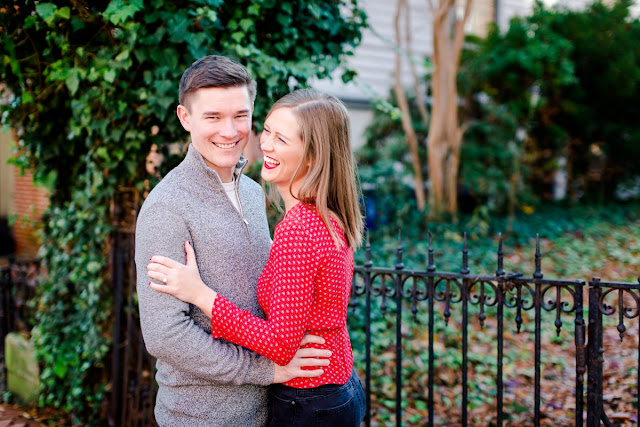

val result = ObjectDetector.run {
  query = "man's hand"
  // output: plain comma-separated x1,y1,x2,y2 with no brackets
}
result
273,335,331,384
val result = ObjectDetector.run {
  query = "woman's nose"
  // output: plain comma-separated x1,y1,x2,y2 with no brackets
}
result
260,133,273,151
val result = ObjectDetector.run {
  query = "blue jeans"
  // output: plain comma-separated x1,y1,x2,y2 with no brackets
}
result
269,369,366,427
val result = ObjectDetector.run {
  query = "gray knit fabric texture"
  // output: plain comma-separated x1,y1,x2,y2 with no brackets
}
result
135,144,274,426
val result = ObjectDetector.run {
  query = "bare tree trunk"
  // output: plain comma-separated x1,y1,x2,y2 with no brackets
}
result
427,0,472,216
390,0,472,215
393,0,426,210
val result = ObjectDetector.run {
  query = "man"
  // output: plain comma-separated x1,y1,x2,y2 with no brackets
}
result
135,55,329,426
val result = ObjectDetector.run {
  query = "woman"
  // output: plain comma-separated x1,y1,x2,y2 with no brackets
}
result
147,89,366,426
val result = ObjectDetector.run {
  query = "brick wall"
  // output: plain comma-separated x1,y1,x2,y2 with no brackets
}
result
11,167,49,257
0,129,49,258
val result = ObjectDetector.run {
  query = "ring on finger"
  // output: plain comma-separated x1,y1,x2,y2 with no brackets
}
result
163,275,168,283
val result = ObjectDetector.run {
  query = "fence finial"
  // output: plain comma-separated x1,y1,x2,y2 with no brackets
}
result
427,231,436,272
395,230,404,270
460,232,470,275
365,230,372,269
533,234,543,279
496,233,505,277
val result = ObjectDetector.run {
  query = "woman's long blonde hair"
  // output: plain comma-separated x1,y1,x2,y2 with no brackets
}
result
266,89,364,249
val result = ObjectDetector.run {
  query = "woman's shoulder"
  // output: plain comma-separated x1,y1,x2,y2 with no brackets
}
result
274,203,318,235
283,202,322,225
277,203,347,247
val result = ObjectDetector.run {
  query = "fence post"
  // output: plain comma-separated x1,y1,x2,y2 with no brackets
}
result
586,279,603,426
363,233,372,427
574,282,586,427
109,201,125,426
0,263,11,387
108,188,141,426
394,232,404,427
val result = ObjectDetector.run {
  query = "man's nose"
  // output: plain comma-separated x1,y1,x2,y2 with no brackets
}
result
219,118,238,138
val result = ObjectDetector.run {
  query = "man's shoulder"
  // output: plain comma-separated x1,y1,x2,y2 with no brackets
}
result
237,175,266,204
238,174,262,192
138,169,190,218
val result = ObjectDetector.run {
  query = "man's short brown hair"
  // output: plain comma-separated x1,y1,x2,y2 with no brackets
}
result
179,55,257,110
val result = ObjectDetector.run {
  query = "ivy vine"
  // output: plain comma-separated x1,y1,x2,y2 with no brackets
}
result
1,0,366,422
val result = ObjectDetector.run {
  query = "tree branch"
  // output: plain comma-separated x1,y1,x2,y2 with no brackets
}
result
394,0,426,210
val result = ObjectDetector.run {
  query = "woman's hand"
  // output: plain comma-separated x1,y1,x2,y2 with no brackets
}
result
147,241,217,314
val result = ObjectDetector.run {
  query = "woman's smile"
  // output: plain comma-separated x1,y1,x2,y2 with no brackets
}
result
263,155,280,169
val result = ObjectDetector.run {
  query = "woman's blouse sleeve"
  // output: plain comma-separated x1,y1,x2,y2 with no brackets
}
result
209,220,320,366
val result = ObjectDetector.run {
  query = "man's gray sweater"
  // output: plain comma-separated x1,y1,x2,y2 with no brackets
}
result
135,145,274,426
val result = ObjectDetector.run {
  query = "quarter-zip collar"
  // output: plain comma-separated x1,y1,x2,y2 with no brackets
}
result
182,144,251,231
183,143,248,192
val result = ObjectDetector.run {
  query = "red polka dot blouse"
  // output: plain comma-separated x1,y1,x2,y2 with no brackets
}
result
210,202,354,388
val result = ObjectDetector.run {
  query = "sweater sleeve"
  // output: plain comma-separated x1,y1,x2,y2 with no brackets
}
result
135,202,274,386
210,220,319,366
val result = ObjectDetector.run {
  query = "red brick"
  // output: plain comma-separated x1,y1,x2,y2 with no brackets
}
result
11,168,48,257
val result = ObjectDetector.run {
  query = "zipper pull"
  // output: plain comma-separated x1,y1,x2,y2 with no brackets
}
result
243,218,249,225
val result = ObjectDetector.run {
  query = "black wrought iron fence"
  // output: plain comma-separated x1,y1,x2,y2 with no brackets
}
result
587,278,640,427
348,232,638,426
108,188,156,427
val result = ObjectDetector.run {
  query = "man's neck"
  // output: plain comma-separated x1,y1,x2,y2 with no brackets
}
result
203,159,234,183
217,170,234,183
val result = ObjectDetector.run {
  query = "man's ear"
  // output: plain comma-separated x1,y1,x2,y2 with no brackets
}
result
177,104,191,132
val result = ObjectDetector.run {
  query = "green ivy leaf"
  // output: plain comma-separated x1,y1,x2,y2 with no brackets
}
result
104,69,116,83
35,3,57,24
103,0,142,25
54,358,68,378
115,49,130,62
231,32,244,44
239,19,253,32
56,6,71,20
65,69,80,95
86,261,102,274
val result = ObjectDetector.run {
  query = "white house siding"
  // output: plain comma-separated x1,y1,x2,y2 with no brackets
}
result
468,0,497,36
497,0,534,29
314,0,433,101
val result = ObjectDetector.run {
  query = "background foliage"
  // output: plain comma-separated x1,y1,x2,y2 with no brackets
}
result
462,0,640,207
0,0,365,422
358,0,640,221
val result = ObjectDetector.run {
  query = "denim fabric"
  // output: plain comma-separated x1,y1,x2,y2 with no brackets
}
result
269,369,366,427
